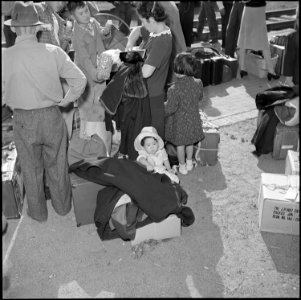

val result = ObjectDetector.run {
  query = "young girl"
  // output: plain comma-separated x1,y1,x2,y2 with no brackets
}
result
134,127,179,183
67,1,113,154
164,52,205,175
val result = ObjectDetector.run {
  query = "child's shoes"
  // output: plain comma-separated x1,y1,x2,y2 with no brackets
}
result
186,159,194,171
178,163,188,175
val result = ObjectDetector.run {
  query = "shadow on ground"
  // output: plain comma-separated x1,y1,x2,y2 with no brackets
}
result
179,164,226,297
261,232,300,275
256,153,286,174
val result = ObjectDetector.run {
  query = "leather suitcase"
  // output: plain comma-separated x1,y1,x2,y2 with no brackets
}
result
190,47,214,87
269,43,285,75
195,128,220,166
210,56,224,85
70,172,106,227
272,123,299,160
222,56,238,79
194,58,211,87
2,147,25,219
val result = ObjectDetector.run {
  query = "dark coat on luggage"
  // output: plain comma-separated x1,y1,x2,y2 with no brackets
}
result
251,108,279,155
94,186,152,241
69,158,188,222
251,86,296,155
255,86,296,109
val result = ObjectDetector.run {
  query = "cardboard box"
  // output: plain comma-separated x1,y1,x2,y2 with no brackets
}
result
285,150,299,175
258,173,299,235
131,214,181,245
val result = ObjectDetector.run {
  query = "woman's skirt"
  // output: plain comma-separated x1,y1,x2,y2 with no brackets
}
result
237,6,270,51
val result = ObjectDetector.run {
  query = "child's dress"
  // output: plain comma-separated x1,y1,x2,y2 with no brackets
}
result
137,149,180,183
165,76,205,146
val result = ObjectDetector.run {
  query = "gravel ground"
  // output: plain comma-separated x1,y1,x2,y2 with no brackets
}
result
3,118,299,298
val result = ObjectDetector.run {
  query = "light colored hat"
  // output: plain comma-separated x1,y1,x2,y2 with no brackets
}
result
4,1,45,27
134,126,164,152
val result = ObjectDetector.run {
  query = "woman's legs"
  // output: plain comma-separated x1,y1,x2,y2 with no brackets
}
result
238,48,247,71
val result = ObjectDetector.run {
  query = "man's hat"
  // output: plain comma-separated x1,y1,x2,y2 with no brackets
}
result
4,1,45,27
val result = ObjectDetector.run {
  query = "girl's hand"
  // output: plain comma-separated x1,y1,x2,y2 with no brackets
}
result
168,168,176,175
147,165,154,171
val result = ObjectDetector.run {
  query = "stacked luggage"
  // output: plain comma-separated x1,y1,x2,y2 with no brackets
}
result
2,142,25,219
269,29,295,75
189,45,238,86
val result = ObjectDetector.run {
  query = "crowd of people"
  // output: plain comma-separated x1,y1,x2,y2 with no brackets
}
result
2,1,299,222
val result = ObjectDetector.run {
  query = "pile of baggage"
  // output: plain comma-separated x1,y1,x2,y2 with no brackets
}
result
189,44,238,86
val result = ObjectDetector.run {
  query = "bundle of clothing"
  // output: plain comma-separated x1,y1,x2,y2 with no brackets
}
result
69,157,194,241
251,85,299,156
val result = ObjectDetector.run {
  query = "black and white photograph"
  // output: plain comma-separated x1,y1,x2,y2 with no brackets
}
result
2,1,299,298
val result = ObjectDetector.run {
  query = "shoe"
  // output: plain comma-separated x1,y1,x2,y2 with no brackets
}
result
267,72,280,81
186,159,194,171
240,70,248,78
178,164,188,175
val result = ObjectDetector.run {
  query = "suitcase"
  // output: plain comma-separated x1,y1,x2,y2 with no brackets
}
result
269,43,285,75
190,47,215,87
222,56,238,79
272,123,299,160
2,147,25,219
70,172,106,227
210,56,224,85
195,128,220,166
194,58,211,87
270,31,292,47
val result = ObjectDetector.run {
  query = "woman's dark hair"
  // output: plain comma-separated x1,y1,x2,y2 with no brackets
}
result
136,1,167,22
173,52,197,77
141,136,157,146
67,1,86,13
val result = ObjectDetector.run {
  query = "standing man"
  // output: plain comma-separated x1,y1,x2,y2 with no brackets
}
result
197,1,219,45
217,1,233,49
2,1,17,47
2,1,87,222
178,1,195,47
224,1,244,58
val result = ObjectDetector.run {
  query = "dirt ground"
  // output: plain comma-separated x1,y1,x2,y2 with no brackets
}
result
3,117,299,298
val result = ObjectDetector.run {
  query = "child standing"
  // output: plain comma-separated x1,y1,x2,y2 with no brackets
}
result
134,127,179,183
164,52,205,175
67,1,113,154
35,1,72,52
